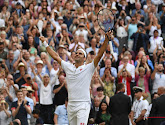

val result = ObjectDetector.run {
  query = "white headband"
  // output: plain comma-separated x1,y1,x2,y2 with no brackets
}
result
77,49,87,58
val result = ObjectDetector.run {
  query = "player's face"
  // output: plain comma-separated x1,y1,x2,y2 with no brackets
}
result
75,50,85,63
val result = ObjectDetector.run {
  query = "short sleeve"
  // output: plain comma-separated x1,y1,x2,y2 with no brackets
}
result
61,60,72,73
131,101,136,112
55,106,60,115
142,100,149,111
11,102,17,111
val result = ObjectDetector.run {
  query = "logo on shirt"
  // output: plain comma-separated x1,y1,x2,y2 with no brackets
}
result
80,69,83,71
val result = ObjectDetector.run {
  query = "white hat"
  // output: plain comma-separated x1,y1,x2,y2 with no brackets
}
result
18,62,25,68
58,16,64,20
54,10,59,15
111,6,117,10
36,60,43,65
58,45,65,48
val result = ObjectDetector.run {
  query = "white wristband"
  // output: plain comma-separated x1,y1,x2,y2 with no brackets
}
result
43,41,49,48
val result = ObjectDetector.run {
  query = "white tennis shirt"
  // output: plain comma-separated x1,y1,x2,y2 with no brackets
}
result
61,60,95,102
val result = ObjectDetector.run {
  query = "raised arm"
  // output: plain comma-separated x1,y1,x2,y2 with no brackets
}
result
40,36,62,65
94,31,112,67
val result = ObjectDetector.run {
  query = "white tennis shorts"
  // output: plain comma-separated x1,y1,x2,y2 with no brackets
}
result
67,102,91,125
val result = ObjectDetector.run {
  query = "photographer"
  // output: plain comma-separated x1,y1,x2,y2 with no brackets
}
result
130,24,149,54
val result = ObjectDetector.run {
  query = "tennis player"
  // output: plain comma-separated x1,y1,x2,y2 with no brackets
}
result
40,31,112,125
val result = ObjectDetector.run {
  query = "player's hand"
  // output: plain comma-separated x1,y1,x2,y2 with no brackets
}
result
39,36,47,43
105,30,113,42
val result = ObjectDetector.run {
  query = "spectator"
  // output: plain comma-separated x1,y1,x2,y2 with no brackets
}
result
86,38,99,55
151,63,165,93
0,99,11,125
5,50,16,75
117,67,132,96
11,90,31,125
127,16,138,50
95,86,109,105
109,83,131,125
32,65,57,124
0,40,7,60
148,87,165,125
54,97,69,124
13,62,27,88
130,23,149,54
118,56,135,82
130,86,149,125
135,66,151,103
95,100,110,124
53,73,68,107
32,109,44,125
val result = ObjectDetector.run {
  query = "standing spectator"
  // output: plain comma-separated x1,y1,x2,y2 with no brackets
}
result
148,29,163,54
11,90,31,125
109,83,131,125
32,65,57,124
151,63,165,93
127,16,138,50
148,87,165,125
135,64,151,103
54,97,69,125
117,67,132,96
95,100,110,124
130,24,149,54
53,74,68,107
115,18,127,54
130,86,149,125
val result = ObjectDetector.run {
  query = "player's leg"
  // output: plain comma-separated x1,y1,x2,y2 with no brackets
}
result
77,102,91,125
67,103,77,125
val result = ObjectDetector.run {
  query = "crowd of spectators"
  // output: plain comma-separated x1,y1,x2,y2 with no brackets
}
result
0,0,165,124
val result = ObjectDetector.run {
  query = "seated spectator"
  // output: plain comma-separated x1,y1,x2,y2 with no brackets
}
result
32,109,44,125
54,97,69,124
27,86,36,107
95,100,110,124
11,90,31,125
89,96,101,124
86,38,99,55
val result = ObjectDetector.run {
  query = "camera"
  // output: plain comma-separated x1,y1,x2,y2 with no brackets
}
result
139,29,143,33
27,77,31,80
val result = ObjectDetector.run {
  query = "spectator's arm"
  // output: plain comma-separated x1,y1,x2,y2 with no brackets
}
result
54,114,58,124
24,103,31,114
31,82,38,91
135,109,147,123
12,105,21,117
53,84,64,94
151,63,157,80
4,108,11,118
135,60,140,75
